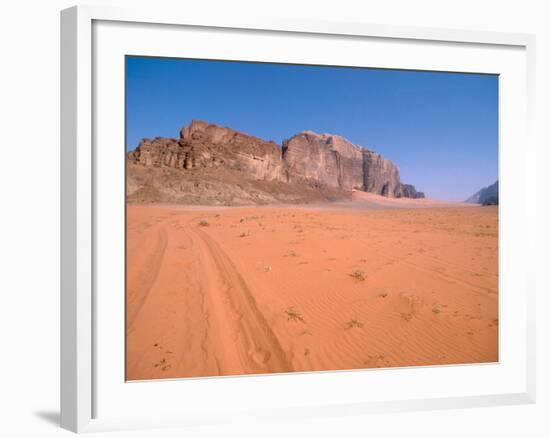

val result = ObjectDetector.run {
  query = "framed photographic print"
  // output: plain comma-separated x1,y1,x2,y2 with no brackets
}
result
61,4,536,433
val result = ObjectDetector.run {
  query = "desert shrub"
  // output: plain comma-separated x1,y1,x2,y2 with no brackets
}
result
349,269,366,281
344,319,364,330
285,307,305,323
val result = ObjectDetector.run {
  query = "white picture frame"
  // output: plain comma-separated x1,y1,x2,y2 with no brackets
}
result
60,4,537,433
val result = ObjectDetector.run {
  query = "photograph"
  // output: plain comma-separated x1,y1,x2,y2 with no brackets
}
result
125,56,499,381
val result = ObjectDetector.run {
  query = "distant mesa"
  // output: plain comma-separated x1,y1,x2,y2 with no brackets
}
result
465,180,498,205
127,120,425,205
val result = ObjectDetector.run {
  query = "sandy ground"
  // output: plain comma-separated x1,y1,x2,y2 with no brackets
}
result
126,200,498,380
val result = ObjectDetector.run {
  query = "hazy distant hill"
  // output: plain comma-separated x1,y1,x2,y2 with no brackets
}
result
465,180,498,205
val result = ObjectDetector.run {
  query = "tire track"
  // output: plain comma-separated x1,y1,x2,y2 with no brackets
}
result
189,224,293,375
126,227,167,331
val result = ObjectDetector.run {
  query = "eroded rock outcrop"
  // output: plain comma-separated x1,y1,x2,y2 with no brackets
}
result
127,120,424,204
128,120,284,181
282,131,365,190
282,130,424,198
396,183,425,199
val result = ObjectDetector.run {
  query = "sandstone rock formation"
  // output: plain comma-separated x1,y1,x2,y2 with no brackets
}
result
282,131,424,198
127,120,424,205
396,183,425,199
128,120,284,181
282,131,365,191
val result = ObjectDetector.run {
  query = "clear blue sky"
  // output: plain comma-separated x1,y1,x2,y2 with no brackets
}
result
126,56,498,201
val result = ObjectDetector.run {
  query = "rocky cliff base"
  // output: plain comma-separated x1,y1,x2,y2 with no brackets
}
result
127,164,349,206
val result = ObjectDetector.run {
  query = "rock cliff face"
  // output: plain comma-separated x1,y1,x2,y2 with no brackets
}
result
282,131,423,198
127,120,424,205
282,132,365,191
128,120,284,181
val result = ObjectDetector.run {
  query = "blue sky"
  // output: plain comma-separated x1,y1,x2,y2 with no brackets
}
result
126,56,498,201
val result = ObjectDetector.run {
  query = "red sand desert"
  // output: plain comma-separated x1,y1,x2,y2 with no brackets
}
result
126,198,498,380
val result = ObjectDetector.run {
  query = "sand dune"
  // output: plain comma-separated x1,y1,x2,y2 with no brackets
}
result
126,202,498,380
347,190,474,209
